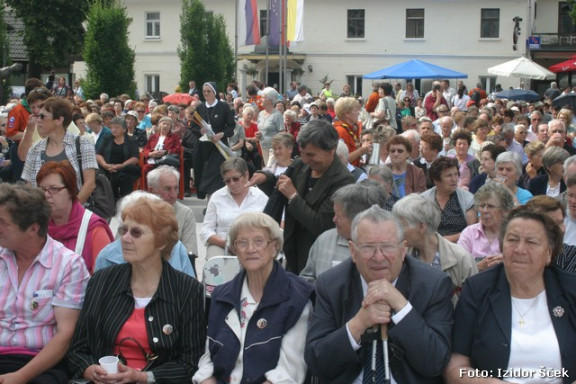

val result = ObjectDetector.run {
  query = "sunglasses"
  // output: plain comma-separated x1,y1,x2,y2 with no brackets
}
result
118,225,147,239
38,113,53,120
224,176,242,184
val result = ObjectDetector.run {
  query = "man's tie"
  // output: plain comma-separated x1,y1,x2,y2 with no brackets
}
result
362,328,386,384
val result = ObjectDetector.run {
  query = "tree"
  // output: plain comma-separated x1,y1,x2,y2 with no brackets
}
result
5,0,90,78
569,0,576,26
82,0,135,99
0,0,14,104
179,0,235,94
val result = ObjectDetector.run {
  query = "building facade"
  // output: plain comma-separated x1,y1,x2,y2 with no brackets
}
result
72,0,575,98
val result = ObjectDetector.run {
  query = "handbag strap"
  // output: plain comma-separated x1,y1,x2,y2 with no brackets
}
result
75,136,85,185
117,336,158,364
75,209,93,255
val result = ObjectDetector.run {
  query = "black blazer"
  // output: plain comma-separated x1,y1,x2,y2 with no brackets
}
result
67,262,206,383
452,264,576,383
305,256,453,384
527,173,566,197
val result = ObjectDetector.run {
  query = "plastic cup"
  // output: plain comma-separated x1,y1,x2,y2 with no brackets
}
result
99,356,119,374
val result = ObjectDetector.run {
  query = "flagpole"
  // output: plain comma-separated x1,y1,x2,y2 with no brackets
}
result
234,0,239,83
265,0,270,85
279,0,284,94
283,0,288,95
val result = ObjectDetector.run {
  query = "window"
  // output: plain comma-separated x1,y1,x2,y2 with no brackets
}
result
260,9,268,36
146,75,160,94
481,9,499,38
346,75,363,96
146,12,160,39
559,2,576,34
406,9,424,38
347,9,365,38
479,76,497,93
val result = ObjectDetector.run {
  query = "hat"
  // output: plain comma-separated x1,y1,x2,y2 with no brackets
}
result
510,106,520,112
203,82,218,95
126,110,139,122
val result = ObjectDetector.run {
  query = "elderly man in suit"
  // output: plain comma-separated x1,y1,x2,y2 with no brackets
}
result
305,205,453,384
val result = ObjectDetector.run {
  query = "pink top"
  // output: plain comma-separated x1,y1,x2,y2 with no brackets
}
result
457,222,501,263
0,236,89,354
113,307,151,370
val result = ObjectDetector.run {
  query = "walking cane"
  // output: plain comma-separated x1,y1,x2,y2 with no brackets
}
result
381,324,391,383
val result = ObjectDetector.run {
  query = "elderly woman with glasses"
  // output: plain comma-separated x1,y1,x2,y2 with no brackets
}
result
385,135,426,198
458,182,515,272
393,194,477,305
37,161,114,273
201,157,268,258
68,197,206,384
193,212,314,384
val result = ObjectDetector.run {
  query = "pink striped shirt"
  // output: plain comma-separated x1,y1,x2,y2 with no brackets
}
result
0,236,89,354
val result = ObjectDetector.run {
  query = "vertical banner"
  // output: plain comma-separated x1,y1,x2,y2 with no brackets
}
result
287,0,304,43
268,0,281,47
238,0,261,46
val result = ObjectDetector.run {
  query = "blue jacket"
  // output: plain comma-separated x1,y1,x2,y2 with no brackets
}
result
207,261,314,384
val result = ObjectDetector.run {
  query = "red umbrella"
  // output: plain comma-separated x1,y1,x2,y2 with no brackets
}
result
162,93,195,105
549,55,576,73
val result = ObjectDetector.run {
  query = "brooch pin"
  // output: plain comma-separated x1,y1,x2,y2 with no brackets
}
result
162,324,174,335
214,114,219,119
552,306,565,318
256,318,268,329
29,300,38,310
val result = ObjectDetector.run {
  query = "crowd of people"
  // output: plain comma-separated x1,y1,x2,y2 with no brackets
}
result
0,74,576,383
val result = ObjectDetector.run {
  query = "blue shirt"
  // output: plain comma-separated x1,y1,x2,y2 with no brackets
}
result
94,239,196,278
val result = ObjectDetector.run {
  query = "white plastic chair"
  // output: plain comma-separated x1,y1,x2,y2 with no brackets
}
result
202,256,241,310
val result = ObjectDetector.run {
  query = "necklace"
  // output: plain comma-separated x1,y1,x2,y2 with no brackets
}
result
511,295,539,328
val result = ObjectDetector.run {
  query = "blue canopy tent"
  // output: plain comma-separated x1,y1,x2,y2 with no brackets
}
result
363,59,468,79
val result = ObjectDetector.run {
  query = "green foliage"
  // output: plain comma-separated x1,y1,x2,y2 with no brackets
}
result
5,0,90,75
179,0,235,94
569,0,576,26
319,75,334,86
0,0,12,103
82,0,136,99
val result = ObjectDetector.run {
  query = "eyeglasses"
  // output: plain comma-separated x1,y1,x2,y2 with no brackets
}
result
355,242,400,257
389,149,405,153
437,110,449,113
39,185,66,195
136,110,146,113
39,113,53,120
475,203,500,210
517,131,527,135
118,225,148,239
233,238,274,252
223,176,243,184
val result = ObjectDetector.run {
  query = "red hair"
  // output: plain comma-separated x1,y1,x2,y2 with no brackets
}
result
36,160,79,200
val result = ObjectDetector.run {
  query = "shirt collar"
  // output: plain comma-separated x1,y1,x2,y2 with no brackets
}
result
205,99,218,108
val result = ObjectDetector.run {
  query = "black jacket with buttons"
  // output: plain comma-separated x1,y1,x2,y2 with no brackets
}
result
67,262,206,382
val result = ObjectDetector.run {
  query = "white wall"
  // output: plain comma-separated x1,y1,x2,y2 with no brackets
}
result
73,0,558,98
